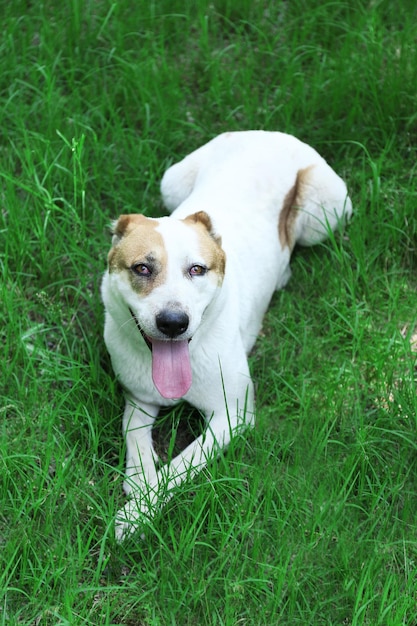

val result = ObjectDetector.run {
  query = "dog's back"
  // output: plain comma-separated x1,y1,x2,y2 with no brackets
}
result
161,131,352,248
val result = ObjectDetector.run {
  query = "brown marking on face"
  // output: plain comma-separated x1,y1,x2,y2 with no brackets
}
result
108,214,167,295
183,211,226,283
278,165,315,250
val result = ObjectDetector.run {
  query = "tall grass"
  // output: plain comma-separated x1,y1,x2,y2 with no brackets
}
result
1,1,417,624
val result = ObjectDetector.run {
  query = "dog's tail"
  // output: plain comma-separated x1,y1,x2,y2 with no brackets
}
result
161,161,197,212
161,152,204,213
161,136,226,212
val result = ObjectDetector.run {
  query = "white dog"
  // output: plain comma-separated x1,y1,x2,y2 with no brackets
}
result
101,131,352,540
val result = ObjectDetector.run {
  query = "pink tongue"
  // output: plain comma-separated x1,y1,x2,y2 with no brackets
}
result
151,339,192,399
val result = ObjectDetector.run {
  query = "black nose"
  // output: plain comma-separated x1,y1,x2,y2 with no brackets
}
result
156,310,189,338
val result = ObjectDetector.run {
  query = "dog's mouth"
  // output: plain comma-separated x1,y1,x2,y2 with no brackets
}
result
129,308,192,400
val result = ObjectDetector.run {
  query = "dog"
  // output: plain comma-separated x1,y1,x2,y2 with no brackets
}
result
101,130,352,540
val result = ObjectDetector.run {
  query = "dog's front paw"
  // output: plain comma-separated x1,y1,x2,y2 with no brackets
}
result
115,499,148,542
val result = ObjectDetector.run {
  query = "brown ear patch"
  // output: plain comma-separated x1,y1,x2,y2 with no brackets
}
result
184,210,213,231
278,165,315,250
111,214,150,245
184,211,222,247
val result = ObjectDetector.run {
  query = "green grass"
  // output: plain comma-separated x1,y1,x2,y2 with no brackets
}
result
1,0,417,623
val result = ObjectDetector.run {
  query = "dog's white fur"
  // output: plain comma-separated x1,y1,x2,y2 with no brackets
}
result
101,131,352,540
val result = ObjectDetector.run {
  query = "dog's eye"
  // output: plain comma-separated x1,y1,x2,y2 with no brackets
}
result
189,264,207,276
132,263,152,276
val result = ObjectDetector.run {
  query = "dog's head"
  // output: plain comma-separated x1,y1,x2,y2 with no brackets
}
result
105,211,226,399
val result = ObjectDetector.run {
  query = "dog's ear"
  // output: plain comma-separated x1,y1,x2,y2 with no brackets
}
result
184,211,222,247
110,214,149,246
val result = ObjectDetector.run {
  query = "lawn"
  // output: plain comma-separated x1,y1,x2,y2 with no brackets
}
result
1,0,417,624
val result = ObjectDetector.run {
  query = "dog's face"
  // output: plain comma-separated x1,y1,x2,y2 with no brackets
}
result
106,211,226,399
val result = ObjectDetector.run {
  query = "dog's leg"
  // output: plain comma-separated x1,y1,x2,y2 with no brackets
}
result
293,163,352,246
122,397,160,495
115,380,255,541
